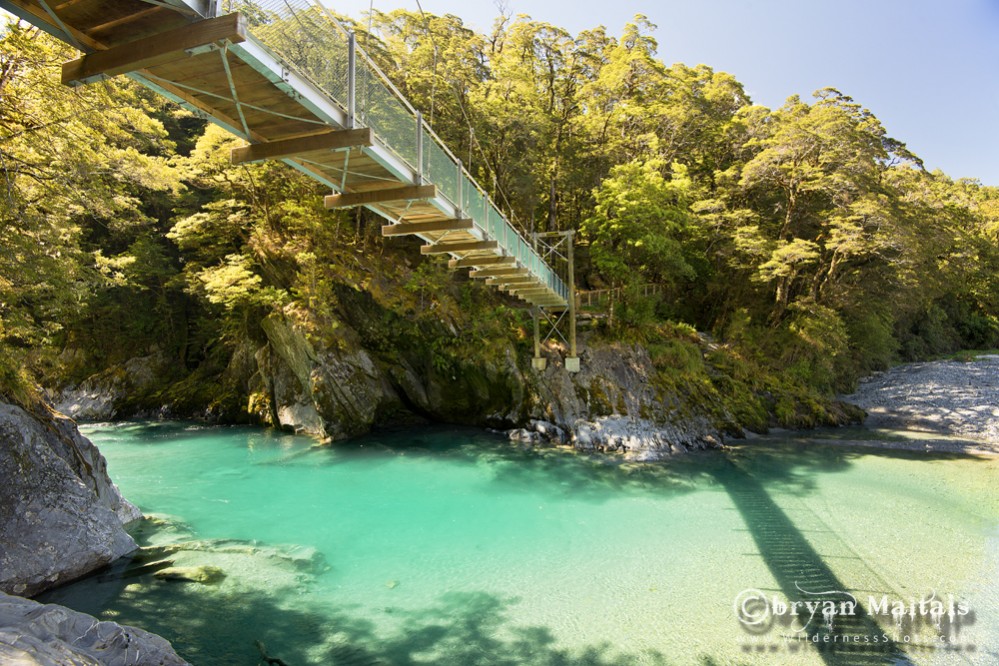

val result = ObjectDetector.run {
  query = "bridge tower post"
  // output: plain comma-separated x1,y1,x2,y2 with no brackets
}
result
531,308,547,370
565,229,579,372
530,230,579,372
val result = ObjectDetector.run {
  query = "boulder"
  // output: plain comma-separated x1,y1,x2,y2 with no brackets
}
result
0,591,189,665
0,403,140,597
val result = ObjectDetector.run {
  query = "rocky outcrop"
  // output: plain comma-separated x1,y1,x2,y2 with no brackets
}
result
250,308,727,458
53,351,169,421
0,591,189,665
514,343,726,459
0,403,141,597
252,312,403,438
250,309,529,439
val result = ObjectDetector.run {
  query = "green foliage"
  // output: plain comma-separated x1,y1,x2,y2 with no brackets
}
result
780,301,849,393
581,159,697,289
839,309,898,385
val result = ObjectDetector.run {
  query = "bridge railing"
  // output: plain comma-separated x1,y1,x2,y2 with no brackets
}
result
220,0,568,303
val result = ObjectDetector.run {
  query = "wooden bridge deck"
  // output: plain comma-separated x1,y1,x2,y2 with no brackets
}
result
2,0,568,309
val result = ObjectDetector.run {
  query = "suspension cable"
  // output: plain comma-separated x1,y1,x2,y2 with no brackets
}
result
413,0,438,129
409,1,524,229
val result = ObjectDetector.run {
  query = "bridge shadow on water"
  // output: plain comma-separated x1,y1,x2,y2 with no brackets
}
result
710,452,912,666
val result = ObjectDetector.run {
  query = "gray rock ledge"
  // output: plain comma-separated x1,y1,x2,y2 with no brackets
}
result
0,591,189,665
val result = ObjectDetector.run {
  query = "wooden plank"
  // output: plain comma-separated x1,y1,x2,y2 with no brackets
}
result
449,256,516,269
382,218,473,237
231,128,373,164
2,0,104,49
421,240,498,255
325,184,436,209
63,14,248,85
509,287,554,296
88,6,161,36
469,267,530,279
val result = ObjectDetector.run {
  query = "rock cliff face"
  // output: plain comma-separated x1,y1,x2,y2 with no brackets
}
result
53,351,169,422
251,313,401,439
0,403,141,597
0,591,189,665
519,344,725,459
50,301,738,459
245,310,727,458
0,402,191,662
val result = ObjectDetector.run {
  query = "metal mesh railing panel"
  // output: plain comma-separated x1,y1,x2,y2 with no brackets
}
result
219,0,566,302
357,68,417,166
425,132,458,205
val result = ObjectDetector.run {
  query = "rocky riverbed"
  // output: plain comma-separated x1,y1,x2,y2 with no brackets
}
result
841,354,999,455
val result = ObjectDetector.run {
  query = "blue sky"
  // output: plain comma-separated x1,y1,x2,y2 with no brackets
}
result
329,0,999,186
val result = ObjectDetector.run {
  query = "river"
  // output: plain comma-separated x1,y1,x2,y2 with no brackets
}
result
40,423,998,665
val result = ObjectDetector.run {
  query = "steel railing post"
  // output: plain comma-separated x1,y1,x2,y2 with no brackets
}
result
416,111,424,185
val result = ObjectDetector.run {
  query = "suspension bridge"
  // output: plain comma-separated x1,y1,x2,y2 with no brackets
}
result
2,0,579,368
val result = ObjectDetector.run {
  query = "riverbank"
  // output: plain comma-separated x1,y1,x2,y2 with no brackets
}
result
840,354,999,456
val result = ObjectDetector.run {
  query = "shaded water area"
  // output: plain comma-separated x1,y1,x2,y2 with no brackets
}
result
40,424,998,665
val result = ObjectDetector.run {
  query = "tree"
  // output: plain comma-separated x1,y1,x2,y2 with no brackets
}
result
0,23,180,366
580,158,697,289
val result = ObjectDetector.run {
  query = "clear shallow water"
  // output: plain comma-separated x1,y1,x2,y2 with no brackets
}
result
40,423,998,665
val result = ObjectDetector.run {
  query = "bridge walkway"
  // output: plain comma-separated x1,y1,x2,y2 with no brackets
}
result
1,0,568,308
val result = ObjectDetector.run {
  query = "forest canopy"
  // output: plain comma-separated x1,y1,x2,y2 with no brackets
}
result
1,10,997,410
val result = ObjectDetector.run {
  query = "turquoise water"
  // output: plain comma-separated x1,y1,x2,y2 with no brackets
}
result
41,423,998,665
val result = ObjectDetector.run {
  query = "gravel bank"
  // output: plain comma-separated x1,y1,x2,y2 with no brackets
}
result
842,355,999,454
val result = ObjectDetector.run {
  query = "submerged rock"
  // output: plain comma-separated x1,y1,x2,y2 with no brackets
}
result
144,537,330,575
0,402,140,597
154,565,226,585
0,591,189,665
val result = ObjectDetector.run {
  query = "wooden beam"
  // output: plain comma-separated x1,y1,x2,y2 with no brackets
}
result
88,6,162,35
232,128,373,164
62,14,248,85
326,184,436,209
469,267,530,279
509,287,554,296
448,255,515,269
382,218,473,237
421,240,498,255
486,276,536,286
